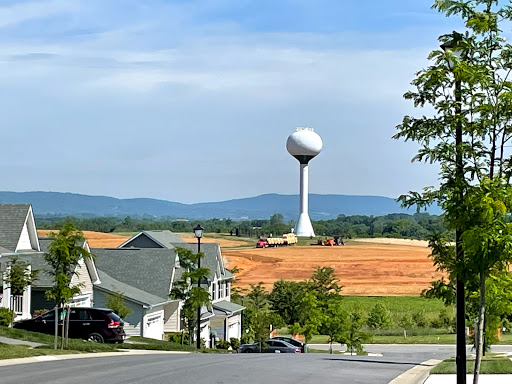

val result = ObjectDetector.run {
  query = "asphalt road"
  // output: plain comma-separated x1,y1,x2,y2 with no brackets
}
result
0,345,464,384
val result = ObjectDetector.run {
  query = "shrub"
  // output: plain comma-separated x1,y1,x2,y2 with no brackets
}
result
367,304,393,329
241,334,251,344
230,337,240,350
412,311,428,327
168,332,189,344
0,308,15,326
216,339,231,349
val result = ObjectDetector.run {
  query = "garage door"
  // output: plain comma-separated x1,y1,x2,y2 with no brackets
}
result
143,311,164,340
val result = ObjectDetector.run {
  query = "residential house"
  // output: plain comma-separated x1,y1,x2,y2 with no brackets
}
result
92,247,181,340
30,237,100,312
0,204,41,320
92,230,244,345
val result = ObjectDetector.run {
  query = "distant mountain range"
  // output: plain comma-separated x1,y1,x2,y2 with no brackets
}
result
0,191,441,220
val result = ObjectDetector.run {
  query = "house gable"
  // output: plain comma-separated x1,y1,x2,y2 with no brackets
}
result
119,232,166,249
0,204,39,252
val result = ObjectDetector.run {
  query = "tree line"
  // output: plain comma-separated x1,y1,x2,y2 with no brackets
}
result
35,212,451,240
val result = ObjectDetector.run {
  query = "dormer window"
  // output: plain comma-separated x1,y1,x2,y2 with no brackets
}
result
225,282,229,297
212,282,216,300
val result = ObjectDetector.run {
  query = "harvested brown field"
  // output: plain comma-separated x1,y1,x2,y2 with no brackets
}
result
177,235,250,248
223,241,444,296
37,230,131,248
36,230,248,248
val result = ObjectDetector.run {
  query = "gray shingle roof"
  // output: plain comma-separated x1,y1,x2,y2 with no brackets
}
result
143,230,185,246
213,300,245,315
120,230,184,249
92,247,176,299
0,245,12,254
174,243,233,281
95,270,167,306
0,204,31,252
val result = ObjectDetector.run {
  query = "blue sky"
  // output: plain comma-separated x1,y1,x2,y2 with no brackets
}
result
0,0,463,203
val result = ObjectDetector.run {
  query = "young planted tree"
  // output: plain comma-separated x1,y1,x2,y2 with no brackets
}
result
169,247,211,347
44,223,92,348
319,297,348,354
4,257,39,296
366,303,393,330
243,283,284,351
105,289,133,319
395,1,512,381
339,309,371,354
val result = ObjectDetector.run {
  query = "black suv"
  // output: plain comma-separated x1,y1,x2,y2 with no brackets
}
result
14,307,126,343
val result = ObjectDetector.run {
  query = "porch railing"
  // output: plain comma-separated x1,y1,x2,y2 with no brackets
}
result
10,295,23,314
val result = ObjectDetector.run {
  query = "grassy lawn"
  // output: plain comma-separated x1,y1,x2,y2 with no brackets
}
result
119,336,196,352
340,296,451,323
0,343,86,360
0,327,200,359
431,356,512,374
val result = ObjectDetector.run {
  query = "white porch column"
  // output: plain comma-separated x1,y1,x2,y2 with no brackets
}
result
2,266,11,309
22,264,32,319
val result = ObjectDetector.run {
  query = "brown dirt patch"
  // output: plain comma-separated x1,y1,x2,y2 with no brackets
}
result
223,242,444,296
37,230,131,248
177,235,250,248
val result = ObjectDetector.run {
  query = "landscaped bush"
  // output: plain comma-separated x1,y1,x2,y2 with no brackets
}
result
230,337,240,350
412,311,428,327
168,332,189,344
215,339,231,349
0,308,14,326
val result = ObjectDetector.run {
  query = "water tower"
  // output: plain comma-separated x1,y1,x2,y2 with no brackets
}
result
286,127,323,237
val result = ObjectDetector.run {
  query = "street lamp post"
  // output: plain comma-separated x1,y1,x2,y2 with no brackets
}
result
193,224,204,349
441,32,466,384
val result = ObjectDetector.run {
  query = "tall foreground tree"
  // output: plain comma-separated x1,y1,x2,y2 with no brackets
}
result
395,1,512,382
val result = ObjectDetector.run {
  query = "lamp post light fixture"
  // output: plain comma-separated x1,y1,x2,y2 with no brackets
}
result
193,224,204,349
441,31,466,384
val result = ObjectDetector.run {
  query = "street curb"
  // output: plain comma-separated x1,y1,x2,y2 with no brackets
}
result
0,349,191,367
388,359,442,384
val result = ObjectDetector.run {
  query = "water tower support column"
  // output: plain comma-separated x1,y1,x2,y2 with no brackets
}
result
296,163,315,237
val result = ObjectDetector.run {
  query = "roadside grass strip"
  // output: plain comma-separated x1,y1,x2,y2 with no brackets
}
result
431,355,512,374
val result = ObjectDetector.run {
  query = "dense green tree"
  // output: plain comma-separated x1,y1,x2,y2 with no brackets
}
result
268,280,307,325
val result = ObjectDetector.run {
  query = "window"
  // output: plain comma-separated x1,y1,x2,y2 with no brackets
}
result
69,308,91,321
212,282,216,300
225,282,229,297
218,282,221,298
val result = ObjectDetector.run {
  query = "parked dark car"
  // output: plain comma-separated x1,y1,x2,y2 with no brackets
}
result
270,336,306,353
238,339,301,353
13,307,126,343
